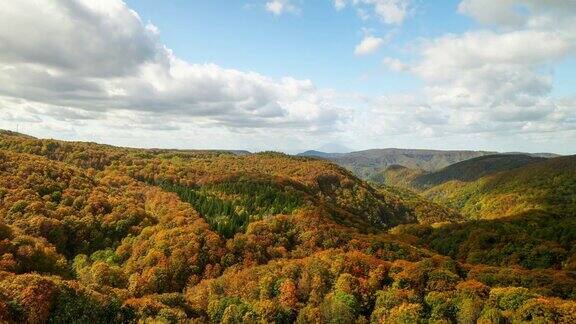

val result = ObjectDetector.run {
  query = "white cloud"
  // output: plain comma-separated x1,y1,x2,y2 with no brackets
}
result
458,0,576,29
383,0,576,128
0,0,159,78
347,0,576,153
354,36,385,55
0,0,346,135
265,0,299,15
458,0,526,27
335,0,411,25
411,29,574,110
334,0,347,10
382,57,408,72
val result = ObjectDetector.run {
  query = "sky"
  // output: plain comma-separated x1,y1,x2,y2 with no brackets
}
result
0,0,575,154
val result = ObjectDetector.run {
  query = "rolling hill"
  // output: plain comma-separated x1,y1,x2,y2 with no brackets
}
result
411,154,548,189
378,153,574,220
423,155,576,219
0,131,421,231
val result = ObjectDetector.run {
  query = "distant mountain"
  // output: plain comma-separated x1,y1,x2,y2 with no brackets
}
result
298,150,344,159
229,150,251,156
411,154,548,189
299,148,496,180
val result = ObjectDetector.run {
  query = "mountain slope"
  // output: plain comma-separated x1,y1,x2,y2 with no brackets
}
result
378,185,465,224
423,155,576,219
0,131,417,231
375,164,425,187
412,154,547,189
395,210,576,271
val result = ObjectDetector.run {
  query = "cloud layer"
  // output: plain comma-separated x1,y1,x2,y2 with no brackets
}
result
0,0,574,153
377,0,576,147
0,0,349,136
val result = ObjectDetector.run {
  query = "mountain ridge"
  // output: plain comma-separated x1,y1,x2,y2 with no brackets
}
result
423,154,576,219
298,148,497,180
299,148,561,181
410,154,548,189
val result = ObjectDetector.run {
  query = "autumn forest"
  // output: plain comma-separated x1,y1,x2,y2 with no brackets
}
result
0,130,572,323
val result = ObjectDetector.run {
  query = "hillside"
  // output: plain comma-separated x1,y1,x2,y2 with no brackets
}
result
0,132,419,231
378,185,465,224
0,131,575,322
299,148,495,180
382,155,576,273
412,154,547,189
423,155,576,219
394,210,576,271
375,164,426,188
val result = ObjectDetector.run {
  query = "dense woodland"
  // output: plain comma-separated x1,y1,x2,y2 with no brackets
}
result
0,130,575,323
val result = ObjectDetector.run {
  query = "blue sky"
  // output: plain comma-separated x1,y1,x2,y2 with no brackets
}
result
0,0,575,154
125,0,471,95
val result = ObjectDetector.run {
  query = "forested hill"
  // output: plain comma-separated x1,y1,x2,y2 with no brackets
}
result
424,155,576,219
0,130,575,323
378,153,575,220
0,131,422,230
411,154,548,189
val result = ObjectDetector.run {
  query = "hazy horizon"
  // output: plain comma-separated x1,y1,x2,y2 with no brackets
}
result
2,128,567,156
